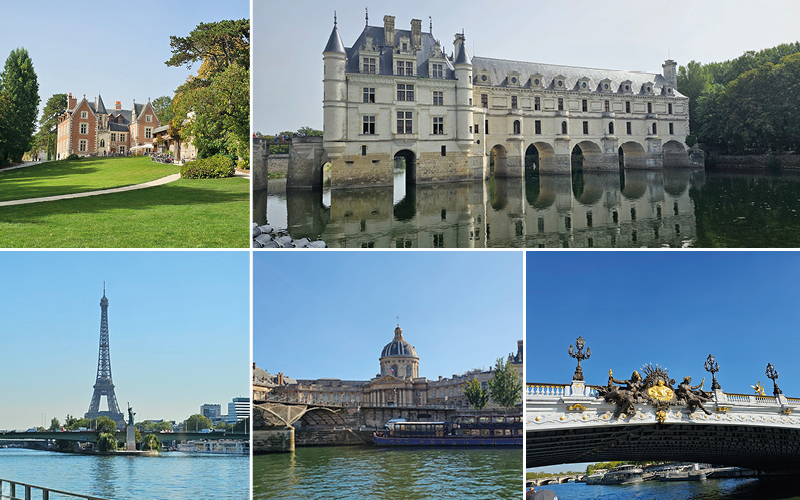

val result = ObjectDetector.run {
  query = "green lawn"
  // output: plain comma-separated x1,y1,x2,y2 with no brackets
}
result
0,177,249,248
0,156,178,202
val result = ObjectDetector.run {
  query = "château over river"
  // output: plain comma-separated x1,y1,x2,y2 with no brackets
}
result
0,448,248,499
255,167,800,248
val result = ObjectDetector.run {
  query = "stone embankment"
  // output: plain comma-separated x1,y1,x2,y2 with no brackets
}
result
252,223,327,248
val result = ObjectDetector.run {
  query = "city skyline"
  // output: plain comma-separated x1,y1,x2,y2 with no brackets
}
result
0,0,249,121
0,252,249,430
253,252,523,382
253,0,800,134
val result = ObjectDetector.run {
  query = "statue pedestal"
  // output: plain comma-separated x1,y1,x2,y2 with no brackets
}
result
126,426,135,451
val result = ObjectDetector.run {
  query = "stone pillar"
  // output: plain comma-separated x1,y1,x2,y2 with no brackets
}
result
549,138,572,175
502,137,525,178
645,138,664,169
126,426,135,451
601,137,620,171
253,137,269,191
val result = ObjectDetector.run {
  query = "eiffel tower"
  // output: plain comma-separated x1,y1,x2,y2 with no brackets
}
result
85,285,125,428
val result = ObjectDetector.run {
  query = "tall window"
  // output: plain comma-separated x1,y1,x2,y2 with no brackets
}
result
146,115,152,123
558,98,564,111
397,111,412,134
609,122,614,134
626,101,631,113
474,123,479,134
363,87,375,103
582,99,587,112
626,122,631,134
145,127,152,139
481,94,488,107
362,57,376,74
534,97,541,111
120,133,126,142
78,139,87,151
535,120,541,134
652,123,657,134
604,100,610,112
511,96,518,109
396,61,414,76
485,120,489,134
669,122,674,135
513,120,520,134
81,111,88,119
583,121,589,134
431,63,443,79
79,123,88,134
668,103,673,114
432,91,443,106
111,133,116,141
647,102,653,114
561,121,567,134
433,117,444,134
100,139,105,147
397,84,414,101
362,116,375,134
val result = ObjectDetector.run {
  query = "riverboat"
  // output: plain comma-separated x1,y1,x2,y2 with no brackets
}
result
585,469,608,485
659,470,707,481
600,465,644,485
373,415,522,446
176,439,249,455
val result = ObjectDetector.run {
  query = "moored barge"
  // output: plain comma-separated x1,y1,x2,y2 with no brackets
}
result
374,415,522,446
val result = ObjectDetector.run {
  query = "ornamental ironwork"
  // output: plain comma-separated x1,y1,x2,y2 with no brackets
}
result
568,336,591,381
704,354,721,391
766,363,782,396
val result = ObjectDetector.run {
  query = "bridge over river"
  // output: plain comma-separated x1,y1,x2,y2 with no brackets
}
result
0,430,248,443
527,341,800,473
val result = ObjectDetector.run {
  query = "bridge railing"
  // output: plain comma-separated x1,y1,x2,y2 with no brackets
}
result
723,393,783,406
0,479,108,500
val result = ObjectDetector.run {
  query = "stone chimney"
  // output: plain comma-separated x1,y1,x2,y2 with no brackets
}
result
115,100,121,110
517,339,523,360
68,93,77,111
662,59,678,87
384,15,395,47
411,19,422,50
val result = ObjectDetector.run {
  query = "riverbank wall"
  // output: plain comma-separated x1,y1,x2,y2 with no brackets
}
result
707,153,800,169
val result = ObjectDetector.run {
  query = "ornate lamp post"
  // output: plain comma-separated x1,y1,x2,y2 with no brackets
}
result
766,363,782,396
704,354,721,391
568,336,591,381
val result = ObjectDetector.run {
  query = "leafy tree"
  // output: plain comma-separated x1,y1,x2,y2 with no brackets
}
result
184,414,212,431
488,357,522,411
214,421,233,431
97,432,118,453
165,19,249,75
0,48,39,164
140,433,162,452
49,417,61,431
677,61,710,135
463,379,489,410
296,126,322,137
35,93,67,160
92,416,117,435
233,418,249,433
151,95,174,125
66,417,90,431
136,420,173,432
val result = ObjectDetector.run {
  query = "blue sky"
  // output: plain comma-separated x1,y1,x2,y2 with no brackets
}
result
0,0,248,122
0,251,249,430
526,251,800,472
253,0,800,134
253,251,523,382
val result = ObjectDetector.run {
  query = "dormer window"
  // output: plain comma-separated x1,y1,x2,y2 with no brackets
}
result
641,81,655,95
402,43,407,51
577,77,591,92
431,63,443,79
507,71,521,87
530,73,544,89
476,70,491,85
620,80,633,94
599,78,612,93
362,57,376,74
554,75,567,90
396,60,414,76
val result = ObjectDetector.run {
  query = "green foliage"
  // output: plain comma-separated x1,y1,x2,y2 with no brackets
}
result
49,417,61,432
35,93,67,160
488,357,522,410
214,421,234,431
165,19,249,74
151,95,174,125
66,153,80,160
97,432,118,453
677,61,711,135
685,134,697,148
296,126,322,137
463,379,489,410
233,418,249,433
180,154,235,179
66,417,90,431
185,414,213,431
93,416,117,434
0,48,40,164
136,420,173,432
140,434,162,452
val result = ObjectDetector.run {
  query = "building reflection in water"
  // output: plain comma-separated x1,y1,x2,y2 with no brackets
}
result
254,168,704,248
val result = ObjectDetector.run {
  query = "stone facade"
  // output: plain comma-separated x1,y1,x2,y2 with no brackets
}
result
321,15,692,188
56,93,160,158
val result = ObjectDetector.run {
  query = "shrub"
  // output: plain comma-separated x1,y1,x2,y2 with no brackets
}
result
180,154,235,179
140,434,162,452
66,153,80,161
685,134,697,148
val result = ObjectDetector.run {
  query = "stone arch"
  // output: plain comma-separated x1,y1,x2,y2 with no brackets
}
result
663,139,689,167
529,141,558,175
619,141,647,169
571,140,602,171
620,169,649,200
513,119,521,135
664,167,691,197
394,149,417,185
490,144,508,177
525,144,539,174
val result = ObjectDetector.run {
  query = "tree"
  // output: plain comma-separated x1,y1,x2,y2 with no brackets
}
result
233,418,249,433
140,433,162,452
214,421,233,431
66,417,90,431
463,379,489,410
97,432,118,453
165,19,249,75
296,126,322,137
92,416,117,435
49,417,61,432
0,48,39,164
151,95,174,125
677,61,711,135
488,357,522,411
185,414,212,431
36,93,67,160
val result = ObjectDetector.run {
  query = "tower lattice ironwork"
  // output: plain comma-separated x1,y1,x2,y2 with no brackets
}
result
85,285,125,427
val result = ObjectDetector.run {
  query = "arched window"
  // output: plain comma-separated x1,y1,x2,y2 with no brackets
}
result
100,139,105,147
391,364,398,376
652,123,657,134
608,122,614,134
561,121,568,134
513,120,520,134
406,365,411,378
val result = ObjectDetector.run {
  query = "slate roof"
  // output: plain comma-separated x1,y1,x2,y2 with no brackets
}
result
344,25,455,79
470,56,685,97
109,123,128,132
324,24,346,53
95,95,107,114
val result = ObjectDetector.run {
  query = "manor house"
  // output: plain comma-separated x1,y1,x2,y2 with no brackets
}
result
56,93,160,158
256,324,523,411
322,15,691,189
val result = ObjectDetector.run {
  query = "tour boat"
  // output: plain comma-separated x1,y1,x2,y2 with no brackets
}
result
176,439,249,455
373,415,522,446
600,465,644,485
585,469,608,485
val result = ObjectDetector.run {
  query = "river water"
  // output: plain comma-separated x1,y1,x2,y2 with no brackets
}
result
254,167,800,248
253,446,522,499
533,477,800,500
0,448,248,499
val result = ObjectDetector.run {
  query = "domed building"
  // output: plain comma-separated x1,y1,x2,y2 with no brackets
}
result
379,325,419,379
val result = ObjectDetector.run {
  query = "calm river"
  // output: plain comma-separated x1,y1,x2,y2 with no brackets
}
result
532,477,800,500
0,448,248,499
254,167,800,248
254,446,522,499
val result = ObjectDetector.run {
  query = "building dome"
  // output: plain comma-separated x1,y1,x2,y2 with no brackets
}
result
380,325,418,358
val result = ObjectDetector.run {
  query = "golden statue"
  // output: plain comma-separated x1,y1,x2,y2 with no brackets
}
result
647,379,674,402
752,381,766,396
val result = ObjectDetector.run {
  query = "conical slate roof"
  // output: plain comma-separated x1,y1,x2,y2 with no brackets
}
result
324,24,346,54
455,42,471,65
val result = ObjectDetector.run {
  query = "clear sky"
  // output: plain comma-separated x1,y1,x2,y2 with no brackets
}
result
0,251,249,430
253,0,800,134
0,0,248,122
526,251,800,472
253,251,523,382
